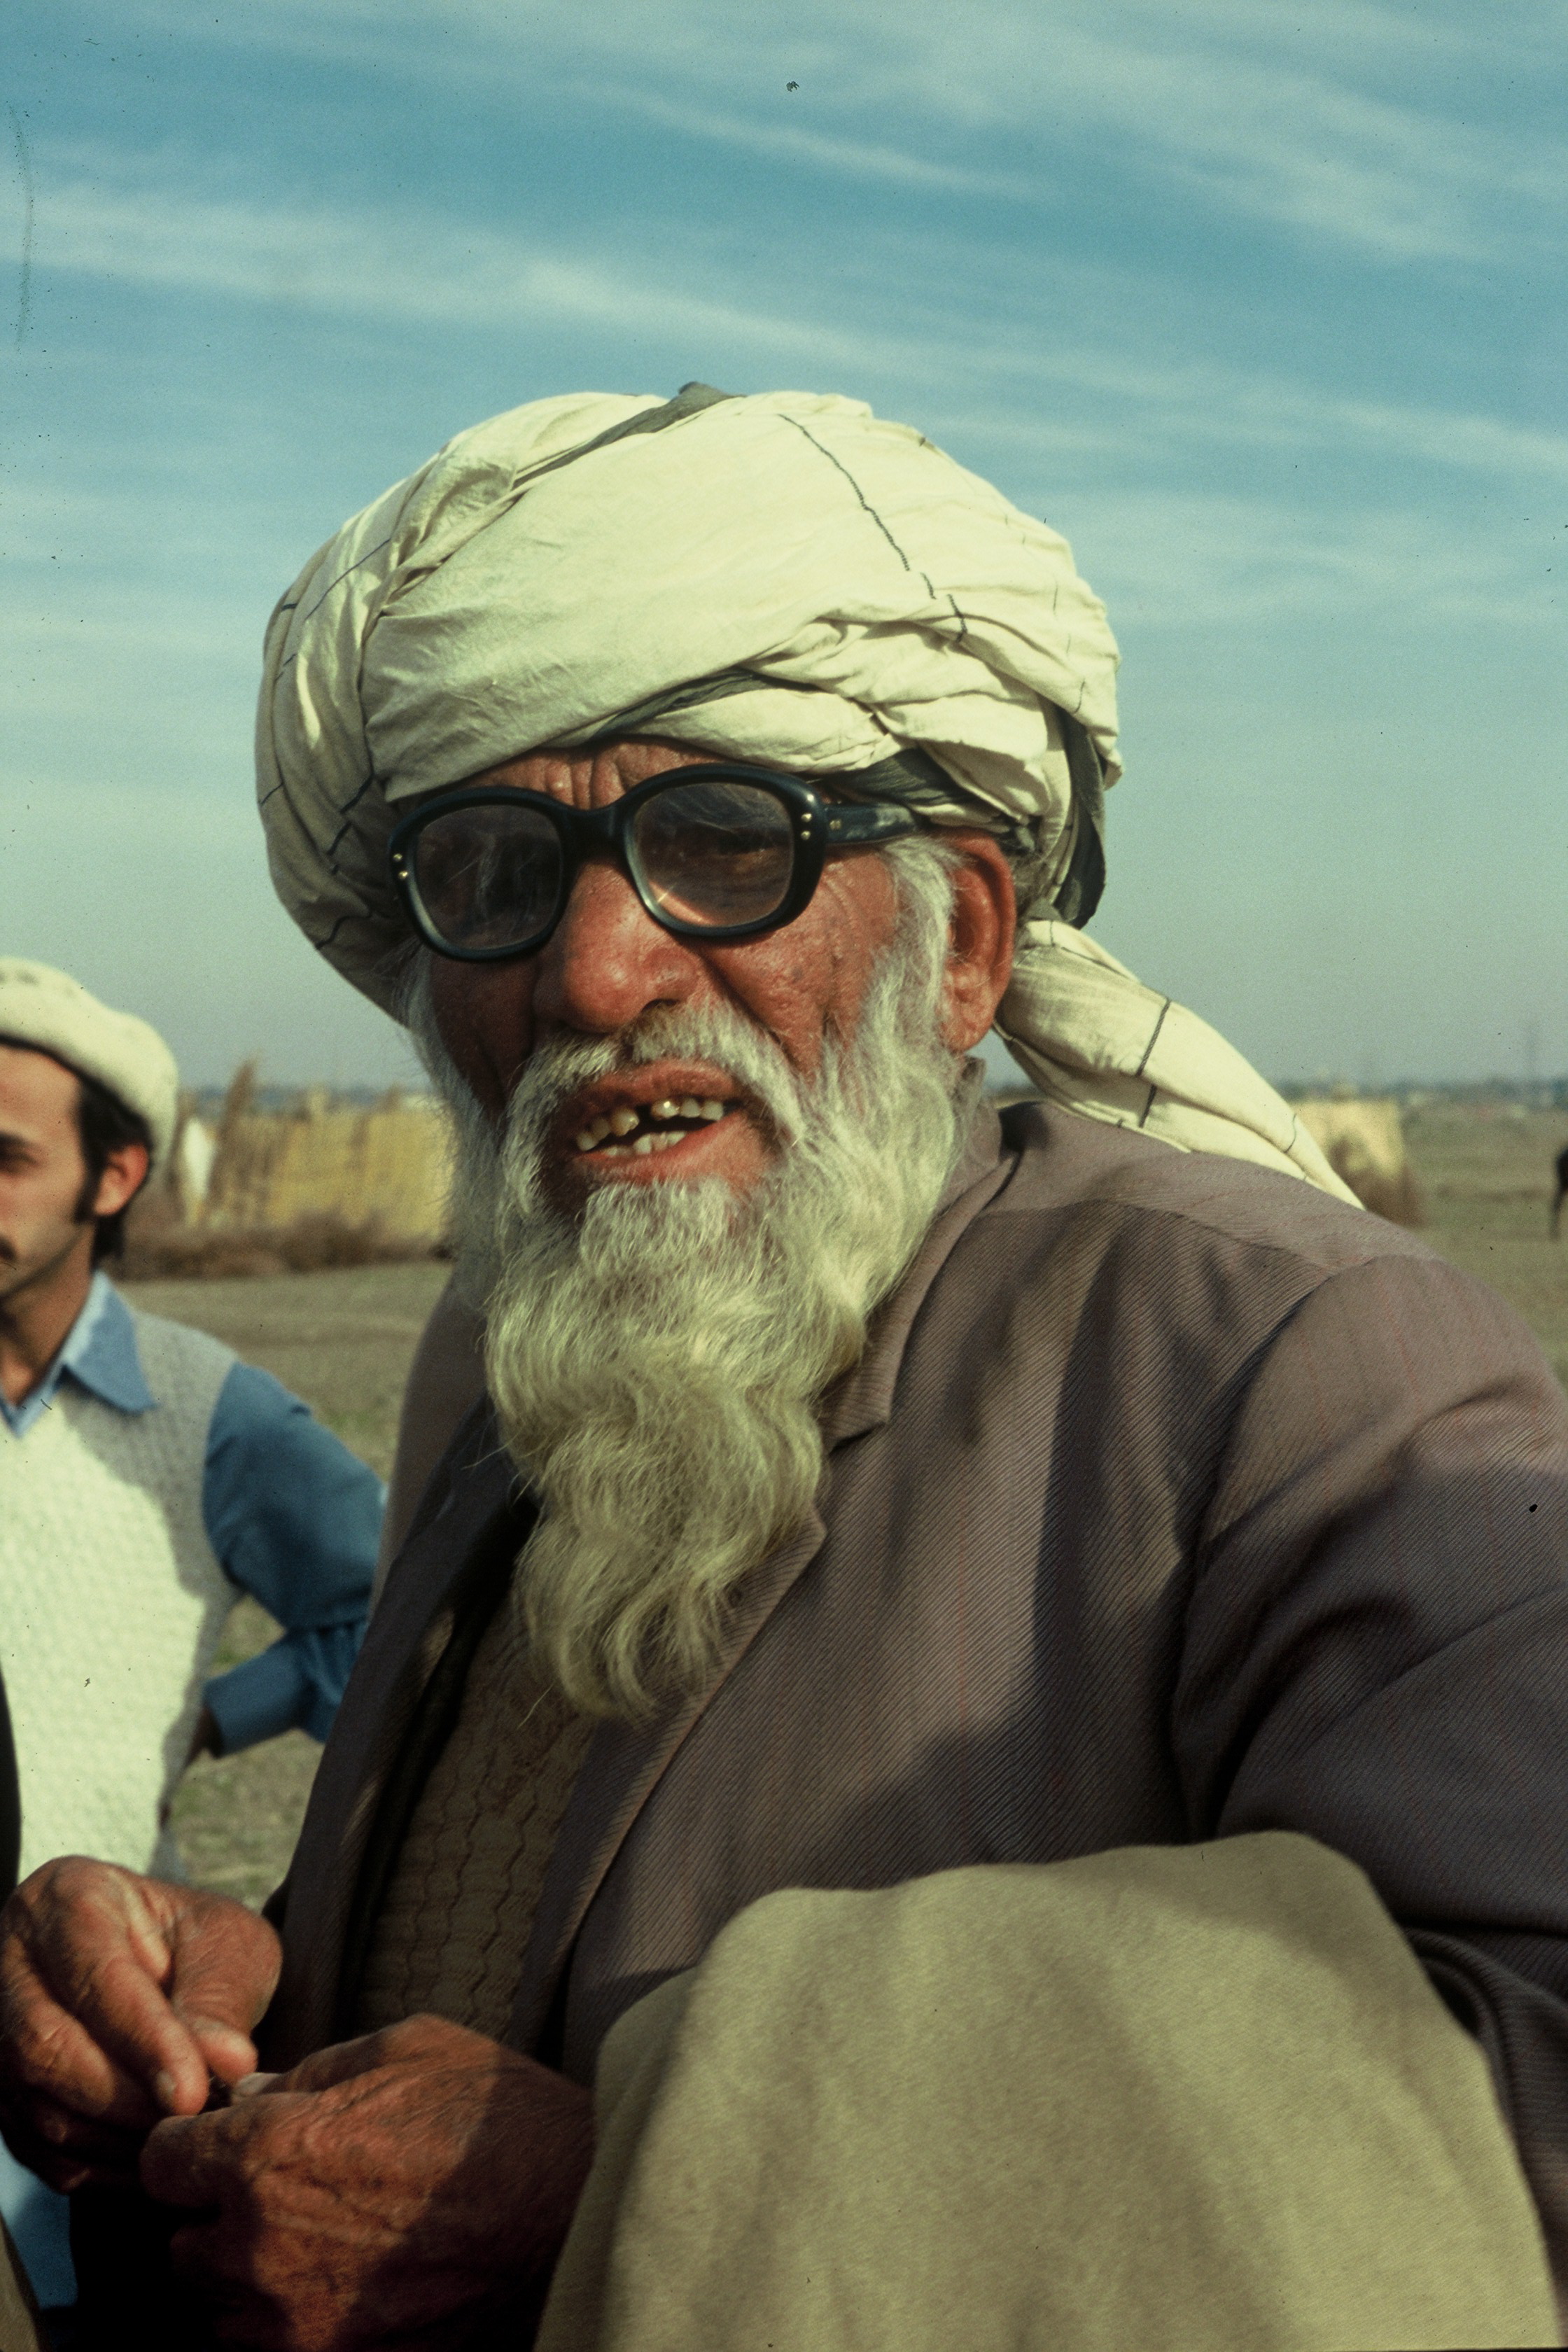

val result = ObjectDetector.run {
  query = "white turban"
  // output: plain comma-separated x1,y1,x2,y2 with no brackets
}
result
258,386,1352,1203
0,960,178,1167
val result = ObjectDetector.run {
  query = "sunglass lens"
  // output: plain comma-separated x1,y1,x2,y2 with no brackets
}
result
631,780,794,929
412,803,563,952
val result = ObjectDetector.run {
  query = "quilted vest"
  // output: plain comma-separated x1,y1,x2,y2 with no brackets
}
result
0,1310,237,1879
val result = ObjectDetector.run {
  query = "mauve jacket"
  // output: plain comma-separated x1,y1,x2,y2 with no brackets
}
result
262,1099,1568,2291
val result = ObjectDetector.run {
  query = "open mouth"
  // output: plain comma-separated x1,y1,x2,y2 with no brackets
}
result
572,1094,734,1160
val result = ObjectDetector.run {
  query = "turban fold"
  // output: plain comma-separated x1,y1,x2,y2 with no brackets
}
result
258,385,1352,1202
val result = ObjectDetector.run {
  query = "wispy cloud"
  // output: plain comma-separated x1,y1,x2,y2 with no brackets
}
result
560,1,1566,263
12,0,1562,1089
30,159,1568,508
99,0,1568,265
545,86,1046,207
1077,486,1558,631
31,164,863,358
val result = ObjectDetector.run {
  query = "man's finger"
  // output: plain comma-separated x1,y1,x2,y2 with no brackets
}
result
167,1908,281,2047
1,1981,173,2128
62,1940,214,2115
1,1867,216,2115
60,1875,278,2112
0,1862,280,2192
179,2015,260,2091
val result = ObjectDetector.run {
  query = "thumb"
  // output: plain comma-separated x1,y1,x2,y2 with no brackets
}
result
177,2013,260,2090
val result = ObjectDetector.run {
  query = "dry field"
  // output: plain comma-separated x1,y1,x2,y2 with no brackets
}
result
127,1261,451,1906
131,1103,1568,1909
1402,1101,1568,1394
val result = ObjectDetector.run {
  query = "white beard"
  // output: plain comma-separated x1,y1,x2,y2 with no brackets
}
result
407,844,968,1721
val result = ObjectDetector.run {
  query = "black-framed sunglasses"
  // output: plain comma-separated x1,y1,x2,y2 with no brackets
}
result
388,762,922,962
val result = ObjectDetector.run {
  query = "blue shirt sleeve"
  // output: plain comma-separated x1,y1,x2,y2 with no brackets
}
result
200,1362,384,1754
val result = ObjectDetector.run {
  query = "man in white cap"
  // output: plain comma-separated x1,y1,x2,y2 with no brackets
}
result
0,960,384,2314
0,388,1564,2352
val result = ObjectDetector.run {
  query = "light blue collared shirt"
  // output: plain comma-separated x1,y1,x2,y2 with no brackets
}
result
1,1273,382,1750
0,1276,384,2309
0,1270,150,1434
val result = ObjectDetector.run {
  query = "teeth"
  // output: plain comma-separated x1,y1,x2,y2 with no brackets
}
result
580,1097,731,1156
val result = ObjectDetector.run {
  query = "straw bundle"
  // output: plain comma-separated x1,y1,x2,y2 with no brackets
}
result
202,1067,454,1245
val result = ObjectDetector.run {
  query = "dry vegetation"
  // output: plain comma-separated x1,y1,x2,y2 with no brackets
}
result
201,1065,453,1242
120,1062,455,1281
122,1212,442,1284
135,1101,1568,1910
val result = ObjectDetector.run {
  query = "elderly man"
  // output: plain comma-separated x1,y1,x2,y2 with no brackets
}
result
1,386,1565,2352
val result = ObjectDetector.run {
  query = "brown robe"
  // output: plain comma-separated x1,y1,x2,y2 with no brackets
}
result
262,1098,1568,2294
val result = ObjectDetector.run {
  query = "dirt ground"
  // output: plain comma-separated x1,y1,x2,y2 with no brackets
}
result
125,1262,450,1906
130,1107,1568,1909
1401,1102,1568,1395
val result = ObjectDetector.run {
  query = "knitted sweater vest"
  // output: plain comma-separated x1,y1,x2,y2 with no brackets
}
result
0,1309,238,1879
355,1590,595,2043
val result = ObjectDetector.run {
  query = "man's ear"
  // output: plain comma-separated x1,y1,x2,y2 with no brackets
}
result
92,1141,150,1221
939,834,1016,1054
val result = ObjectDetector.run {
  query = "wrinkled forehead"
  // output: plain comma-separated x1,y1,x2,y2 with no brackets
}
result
451,736,720,813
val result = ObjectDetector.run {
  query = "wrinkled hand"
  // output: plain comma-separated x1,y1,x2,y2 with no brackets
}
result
0,1857,281,2190
141,2015,595,2351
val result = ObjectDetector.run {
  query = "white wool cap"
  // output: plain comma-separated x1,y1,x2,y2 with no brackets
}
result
256,384,1355,1204
0,962,178,1168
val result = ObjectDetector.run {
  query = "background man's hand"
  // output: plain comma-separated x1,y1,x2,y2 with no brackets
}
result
0,1857,281,2190
141,2014,595,2351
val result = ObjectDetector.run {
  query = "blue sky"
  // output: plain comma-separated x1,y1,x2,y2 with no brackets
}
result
2,0,1564,1088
